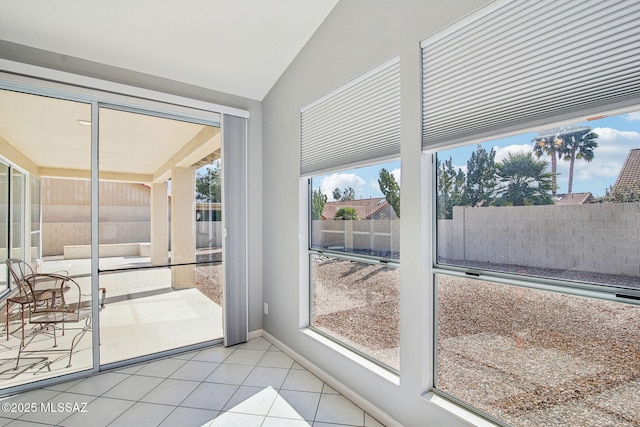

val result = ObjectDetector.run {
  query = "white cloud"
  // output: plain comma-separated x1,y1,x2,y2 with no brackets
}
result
320,173,366,201
370,179,380,193
554,127,640,195
592,127,640,145
624,112,640,122
391,168,401,186
493,144,532,162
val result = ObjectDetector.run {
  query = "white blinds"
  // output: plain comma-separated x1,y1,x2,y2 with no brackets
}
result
222,114,248,347
300,57,401,176
421,0,640,149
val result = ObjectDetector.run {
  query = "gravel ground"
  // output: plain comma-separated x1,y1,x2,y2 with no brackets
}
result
311,255,640,426
311,255,400,370
195,263,223,306
195,252,640,426
437,274,640,427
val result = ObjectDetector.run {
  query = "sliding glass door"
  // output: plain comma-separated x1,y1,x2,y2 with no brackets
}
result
96,106,223,365
0,76,236,395
0,89,94,390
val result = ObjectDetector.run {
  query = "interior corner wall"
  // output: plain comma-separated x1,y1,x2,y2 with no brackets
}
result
0,43,264,334
261,1,489,426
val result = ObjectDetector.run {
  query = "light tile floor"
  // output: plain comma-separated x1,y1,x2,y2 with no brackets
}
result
0,337,385,427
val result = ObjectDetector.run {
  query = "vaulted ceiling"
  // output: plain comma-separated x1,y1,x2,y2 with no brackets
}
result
0,1,339,181
0,0,339,101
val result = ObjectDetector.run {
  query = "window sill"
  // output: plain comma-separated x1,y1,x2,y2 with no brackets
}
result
423,392,498,427
300,328,400,387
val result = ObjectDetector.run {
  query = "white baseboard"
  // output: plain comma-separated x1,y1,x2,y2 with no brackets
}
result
248,329,263,340
258,329,401,427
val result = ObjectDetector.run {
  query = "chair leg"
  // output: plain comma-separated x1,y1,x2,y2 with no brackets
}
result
20,307,25,347
51,324,58,347
66,317,91,368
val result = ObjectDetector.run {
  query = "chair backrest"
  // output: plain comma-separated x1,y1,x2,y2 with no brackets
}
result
6,258,34,295
25,273,84,323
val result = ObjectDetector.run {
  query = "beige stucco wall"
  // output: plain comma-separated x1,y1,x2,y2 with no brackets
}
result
438,203,640,277
42,178,155,256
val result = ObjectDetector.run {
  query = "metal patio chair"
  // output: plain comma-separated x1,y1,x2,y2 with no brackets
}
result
5,258,66,346
15,273,92,370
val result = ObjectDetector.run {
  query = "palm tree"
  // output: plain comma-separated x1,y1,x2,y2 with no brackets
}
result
558,127,598,194
495,152,554,206
532,132,564,195
334,207,359,220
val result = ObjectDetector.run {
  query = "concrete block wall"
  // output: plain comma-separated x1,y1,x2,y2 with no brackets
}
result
438,202,640,277
42,179,154,256
312,219,400,254
40,179,222,256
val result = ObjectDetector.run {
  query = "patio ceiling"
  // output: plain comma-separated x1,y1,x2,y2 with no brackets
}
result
0,89,219,183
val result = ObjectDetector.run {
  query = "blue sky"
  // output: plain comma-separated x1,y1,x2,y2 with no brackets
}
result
440,111,640,197
311,110,640,199
312,160,401,201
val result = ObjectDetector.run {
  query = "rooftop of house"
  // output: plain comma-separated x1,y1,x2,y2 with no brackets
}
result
613,148,640,189
554,192,594,205
321,197,390,220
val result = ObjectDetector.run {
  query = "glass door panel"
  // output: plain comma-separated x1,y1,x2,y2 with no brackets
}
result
30,177,41,262
10,169,25,261
0,162,8,291
0,89,93,391
97,107,223,364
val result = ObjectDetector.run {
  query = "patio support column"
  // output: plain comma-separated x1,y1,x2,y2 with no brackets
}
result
150,181,169,265
170,166,196,289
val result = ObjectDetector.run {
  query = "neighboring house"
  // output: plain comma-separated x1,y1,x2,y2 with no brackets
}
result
554,192,593,205
612,148,640,191
321,197,397,220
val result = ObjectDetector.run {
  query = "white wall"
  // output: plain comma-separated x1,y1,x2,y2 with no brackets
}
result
261,1,490,425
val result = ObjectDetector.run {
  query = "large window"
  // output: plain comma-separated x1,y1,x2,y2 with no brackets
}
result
300,56,401,371
423,1,640,423
433,110,640,425
435,111,640,291
309,161,400,371
435,273,640,427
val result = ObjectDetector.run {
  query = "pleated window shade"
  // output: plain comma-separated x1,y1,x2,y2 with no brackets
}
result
421,0,640,150
300,57,401,176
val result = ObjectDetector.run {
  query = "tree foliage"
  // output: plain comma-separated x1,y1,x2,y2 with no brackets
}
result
495,152,554,206
195,165,221,202
312,189,327,220
464,145,496,207
333,186,356,201
437,156,466,219
341,186,356,201
378,168,400,218
332,187,342,200
334,207,359,220
604,184,640,203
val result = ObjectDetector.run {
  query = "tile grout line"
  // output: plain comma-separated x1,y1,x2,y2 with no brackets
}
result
102,347,208,427
152,344,240,425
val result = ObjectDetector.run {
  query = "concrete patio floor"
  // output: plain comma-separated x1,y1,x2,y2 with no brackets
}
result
1,257,223,392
